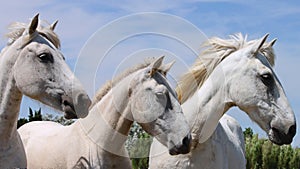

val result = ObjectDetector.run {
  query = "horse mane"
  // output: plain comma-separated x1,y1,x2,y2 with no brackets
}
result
176,33,276,103
5,20,61,49
90,58,155,108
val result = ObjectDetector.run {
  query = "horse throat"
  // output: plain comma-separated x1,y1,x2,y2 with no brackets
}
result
182,67,233,144
79,80,133,154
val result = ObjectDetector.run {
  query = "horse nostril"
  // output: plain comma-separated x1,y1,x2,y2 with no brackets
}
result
182,135,191,146
63,100,68,105
288,124,296,137
62,95,73,106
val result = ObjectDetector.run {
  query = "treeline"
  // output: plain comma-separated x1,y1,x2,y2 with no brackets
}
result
244,128,300,169
17,107,74,128
127,127,300,169
126,122,151,169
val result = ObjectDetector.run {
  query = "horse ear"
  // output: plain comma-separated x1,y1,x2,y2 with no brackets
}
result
29,13,39,35
50,20,58,31
149,56,165,77
251,33,269,55
160,60,175,76
269,38,277,47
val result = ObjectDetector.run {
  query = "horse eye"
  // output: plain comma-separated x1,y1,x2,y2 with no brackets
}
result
260,73,271,80
155,92,167,100
260,73,273,85
156,92,164,96
38,53,53,63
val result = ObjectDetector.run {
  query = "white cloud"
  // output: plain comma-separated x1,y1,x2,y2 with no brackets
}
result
74,13,208,96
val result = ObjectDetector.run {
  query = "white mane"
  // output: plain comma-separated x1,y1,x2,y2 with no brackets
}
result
90,57,169,108
177,33,276,103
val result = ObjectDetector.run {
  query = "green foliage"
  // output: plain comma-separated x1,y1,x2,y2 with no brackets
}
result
262,141,278,169
246,134,263,169
17,118,28,128
126,126,300,169
28,107,42,121
126,122,152,169
244,127,300,169
290,148,300,169
42,113,74,126
244,127,254,138
17,107,74,129
17,108,42,128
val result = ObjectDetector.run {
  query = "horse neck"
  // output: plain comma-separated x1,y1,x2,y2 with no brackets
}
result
78,73,135,154
0,44,23,143
182,61,233,143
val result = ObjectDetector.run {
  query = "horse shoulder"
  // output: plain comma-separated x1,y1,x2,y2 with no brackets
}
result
18,121,63,142
219,114,245,152
218,115,246,169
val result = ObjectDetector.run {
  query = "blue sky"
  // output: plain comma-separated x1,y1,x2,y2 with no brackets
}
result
0,1,299,146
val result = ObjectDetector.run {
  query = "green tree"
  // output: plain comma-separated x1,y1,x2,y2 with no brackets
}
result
17,107,74,128
126,122,152,169
42,113,74,126
290,147,300,169
244,127,254,139
17,118,28,128
28,107,42,121
17,107,42,128
244,128,300,169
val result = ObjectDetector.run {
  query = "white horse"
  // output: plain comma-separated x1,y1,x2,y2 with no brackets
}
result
18,56,192,168
149,34,296,169
0,14,91,168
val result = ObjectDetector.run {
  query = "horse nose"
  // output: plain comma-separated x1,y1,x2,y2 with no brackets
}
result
179,134,192,154
288,124,296,138
169,134,191,155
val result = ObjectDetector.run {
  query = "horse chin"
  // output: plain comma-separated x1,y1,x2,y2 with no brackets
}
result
168,146,190,156
268,128,293,145
168,136,191,156
169,149,179,155
62,104,78,119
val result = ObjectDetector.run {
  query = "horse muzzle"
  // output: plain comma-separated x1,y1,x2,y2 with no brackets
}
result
169,134,192,155
268,124,296,145
61,93,91,119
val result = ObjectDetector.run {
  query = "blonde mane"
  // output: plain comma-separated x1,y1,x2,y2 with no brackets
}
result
5,20,61,49
176,33,276,103
90,59,155,108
